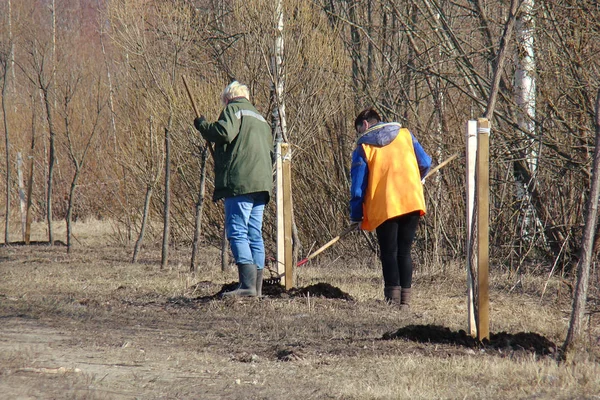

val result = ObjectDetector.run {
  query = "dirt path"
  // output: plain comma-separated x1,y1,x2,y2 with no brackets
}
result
0,243,594,399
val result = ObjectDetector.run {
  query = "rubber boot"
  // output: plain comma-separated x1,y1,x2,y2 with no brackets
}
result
222,264,257,297
400,287,412,311
256,268,264,298
384,286,401,305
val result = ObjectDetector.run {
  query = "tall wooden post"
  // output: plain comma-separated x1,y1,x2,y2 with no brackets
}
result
476,118,490,341
282,143,293,289
275,140,286,285
275,142,293,287
465,121,478,337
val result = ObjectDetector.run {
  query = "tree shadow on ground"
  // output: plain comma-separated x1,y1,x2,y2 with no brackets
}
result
382,324,557,357
0,241,67,247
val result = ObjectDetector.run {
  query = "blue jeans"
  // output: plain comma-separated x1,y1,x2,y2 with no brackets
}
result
224,192,268,269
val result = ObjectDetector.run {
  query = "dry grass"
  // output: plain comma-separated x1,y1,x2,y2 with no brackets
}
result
0,221,599,399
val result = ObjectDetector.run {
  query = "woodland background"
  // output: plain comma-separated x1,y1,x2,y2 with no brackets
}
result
0,0,599,277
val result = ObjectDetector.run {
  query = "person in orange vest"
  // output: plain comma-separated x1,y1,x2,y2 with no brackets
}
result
349,107,431,310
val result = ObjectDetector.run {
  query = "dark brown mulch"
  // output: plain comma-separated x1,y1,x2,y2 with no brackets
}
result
382,324,557,357
167,280,354,304
287,283,354,300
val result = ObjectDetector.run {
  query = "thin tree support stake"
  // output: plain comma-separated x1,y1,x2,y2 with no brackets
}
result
476,118,490,341
282,143,294,289
465,121,478,337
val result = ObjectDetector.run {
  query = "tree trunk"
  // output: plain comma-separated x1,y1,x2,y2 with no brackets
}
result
66,169,80,253
483,0,519,120
562,89,600,356
160,110,174,270
190,145,208,272
132,185,153,264
17,153,26,241
2,59,11,244
8,0,15,97
161,119,172,270
514,0,541,248
25,94,36,245
41,86,56,245
348,0,362,106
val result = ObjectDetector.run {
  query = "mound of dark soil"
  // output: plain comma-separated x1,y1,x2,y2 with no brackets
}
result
288,283,354,300
170,280,353,303
383,324,557,357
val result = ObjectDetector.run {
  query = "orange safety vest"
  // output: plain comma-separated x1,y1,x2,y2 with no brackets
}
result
361,128,426,231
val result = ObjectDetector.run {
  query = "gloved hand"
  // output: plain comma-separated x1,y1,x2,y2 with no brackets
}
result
193,116,206,131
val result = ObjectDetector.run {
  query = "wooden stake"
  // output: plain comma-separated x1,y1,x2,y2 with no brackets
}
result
282,143,293,289
476,118,490,341
275,140,285,285
466,121,478,337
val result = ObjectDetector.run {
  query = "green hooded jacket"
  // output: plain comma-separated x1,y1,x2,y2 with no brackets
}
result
196,97,273,202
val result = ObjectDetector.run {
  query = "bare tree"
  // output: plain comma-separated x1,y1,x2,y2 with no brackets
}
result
60,72,105,253
562,89,600,357
1,47,11,243
189,143,209,272
132,116,163,264
161,114,173,269
17,42,58,245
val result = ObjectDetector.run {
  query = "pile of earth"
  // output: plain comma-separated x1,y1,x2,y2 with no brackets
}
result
200,280,353,301
383,324,557,356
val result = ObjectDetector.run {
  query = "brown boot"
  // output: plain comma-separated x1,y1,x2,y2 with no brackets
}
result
400,287,411,311
384,286,401,305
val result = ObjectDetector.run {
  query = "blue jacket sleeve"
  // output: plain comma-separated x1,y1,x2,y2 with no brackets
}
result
412,134,432,178
349,146,368,221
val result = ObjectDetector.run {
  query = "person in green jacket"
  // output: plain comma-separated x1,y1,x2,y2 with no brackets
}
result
194,81,273,297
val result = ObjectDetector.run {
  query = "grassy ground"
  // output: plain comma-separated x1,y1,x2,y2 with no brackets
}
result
0,220,599,399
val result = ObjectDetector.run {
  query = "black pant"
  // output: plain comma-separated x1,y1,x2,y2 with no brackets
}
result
375,211,420,289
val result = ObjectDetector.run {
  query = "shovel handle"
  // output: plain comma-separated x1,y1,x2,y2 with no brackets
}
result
297,223,358,266
182,75,201,118
182,75,214,158
423,152,459,181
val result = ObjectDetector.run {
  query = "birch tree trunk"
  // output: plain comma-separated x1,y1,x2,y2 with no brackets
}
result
562,89,600,356
273,0,299,283
514,0,539,245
